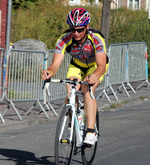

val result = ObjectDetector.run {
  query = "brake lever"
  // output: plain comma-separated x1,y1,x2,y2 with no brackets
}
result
42,78,51,89
89,84,95,100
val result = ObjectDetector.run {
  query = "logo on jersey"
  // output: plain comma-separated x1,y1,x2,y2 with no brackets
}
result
93,38,99,45
83,45,93,52
55,46,60,50
96,45,103,51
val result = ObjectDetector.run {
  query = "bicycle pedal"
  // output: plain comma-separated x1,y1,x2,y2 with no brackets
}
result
60,139,70,143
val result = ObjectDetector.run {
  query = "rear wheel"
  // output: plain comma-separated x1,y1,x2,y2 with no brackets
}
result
81,110,99,165
55,106,75,165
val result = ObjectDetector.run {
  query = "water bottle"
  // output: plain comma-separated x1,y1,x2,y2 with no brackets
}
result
79,107,85,137
77,111,82,126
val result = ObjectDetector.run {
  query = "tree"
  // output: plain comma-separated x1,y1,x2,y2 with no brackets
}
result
101,0,112,46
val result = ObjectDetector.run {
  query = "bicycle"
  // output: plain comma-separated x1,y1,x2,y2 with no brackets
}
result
43,78,99,165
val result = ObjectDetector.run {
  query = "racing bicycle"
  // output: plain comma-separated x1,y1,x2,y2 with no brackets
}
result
43,78,99,165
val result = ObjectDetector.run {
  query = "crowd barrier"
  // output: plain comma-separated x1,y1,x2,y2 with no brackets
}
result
103,43,129,101
0,48,5,123
0,48,5,102
128,42,149,88
45,50,71,101
101,42,150,102
0,42,149,123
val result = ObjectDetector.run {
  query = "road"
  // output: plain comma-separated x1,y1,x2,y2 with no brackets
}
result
0,100,150,165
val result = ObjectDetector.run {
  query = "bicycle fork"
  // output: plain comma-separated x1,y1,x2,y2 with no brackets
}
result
58,105,75,145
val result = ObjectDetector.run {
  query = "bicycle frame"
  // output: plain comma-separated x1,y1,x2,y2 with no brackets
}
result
59,85,83,147
43,78,96,147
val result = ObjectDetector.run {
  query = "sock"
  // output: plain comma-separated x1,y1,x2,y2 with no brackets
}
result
86,128,95,133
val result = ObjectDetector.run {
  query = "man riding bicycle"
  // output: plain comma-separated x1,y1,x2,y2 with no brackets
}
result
41,8,109,145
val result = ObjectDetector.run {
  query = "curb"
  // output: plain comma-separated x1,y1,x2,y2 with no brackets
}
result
99,95,150,111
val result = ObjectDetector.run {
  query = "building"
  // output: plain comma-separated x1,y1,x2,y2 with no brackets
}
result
111,0,150,11
0,0,8,49
61,0,99,6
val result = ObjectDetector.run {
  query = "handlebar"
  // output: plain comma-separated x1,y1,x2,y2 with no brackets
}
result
42,78,95,100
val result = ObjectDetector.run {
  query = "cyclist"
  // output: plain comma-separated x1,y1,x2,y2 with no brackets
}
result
41,8,109,145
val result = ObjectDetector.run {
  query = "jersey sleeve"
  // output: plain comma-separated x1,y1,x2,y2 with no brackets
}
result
92,33,107,54
54,32,72,55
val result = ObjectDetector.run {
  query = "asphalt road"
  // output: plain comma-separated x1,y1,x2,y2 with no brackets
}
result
0,100,150,165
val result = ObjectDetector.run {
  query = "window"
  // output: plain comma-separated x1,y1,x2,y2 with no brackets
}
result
134,0,139,10
129,0,133,9
128,0,140,10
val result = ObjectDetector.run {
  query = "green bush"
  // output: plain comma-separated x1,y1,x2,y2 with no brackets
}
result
11,1,102,48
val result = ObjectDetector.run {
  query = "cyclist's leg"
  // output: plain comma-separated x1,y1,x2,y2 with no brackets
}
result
81,110,99,165
82,65,100,130
82,80,99,130
82,63,109,143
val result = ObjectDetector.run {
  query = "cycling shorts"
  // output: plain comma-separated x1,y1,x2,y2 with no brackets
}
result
66,59,109,82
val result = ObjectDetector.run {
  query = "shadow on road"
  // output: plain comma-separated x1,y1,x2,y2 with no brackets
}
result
0,148,55,165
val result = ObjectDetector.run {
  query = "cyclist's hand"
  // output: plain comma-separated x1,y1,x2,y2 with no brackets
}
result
41,70,52,81
85,74,99,85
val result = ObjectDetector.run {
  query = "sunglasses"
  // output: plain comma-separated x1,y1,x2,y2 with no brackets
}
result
70,27,86,33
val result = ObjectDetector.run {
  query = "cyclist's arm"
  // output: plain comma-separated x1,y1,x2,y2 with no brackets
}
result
94,52,106,78
86,52,106,84
41,53,64,81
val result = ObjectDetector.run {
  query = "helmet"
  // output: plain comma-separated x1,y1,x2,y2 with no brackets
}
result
67,8,91,27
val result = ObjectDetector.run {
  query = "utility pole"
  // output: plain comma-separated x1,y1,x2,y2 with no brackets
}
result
101,0,112,46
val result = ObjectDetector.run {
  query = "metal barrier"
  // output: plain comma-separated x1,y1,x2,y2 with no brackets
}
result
0,48,5,123
127,42,150,89
45,50,71,101
42,50,71,116
0,41,149,123
2,49,51,119
0,48,5,102
6,49,44,101
98,42,149,102
105,43,129,101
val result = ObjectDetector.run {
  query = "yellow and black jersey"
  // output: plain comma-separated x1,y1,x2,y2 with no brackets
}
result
55,28,108,68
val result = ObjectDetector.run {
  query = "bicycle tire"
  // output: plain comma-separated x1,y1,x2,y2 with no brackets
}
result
81,110,99,165
55,105,75,165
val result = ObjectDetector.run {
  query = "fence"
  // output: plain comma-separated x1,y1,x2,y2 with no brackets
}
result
104,43,128,101
0,48,5,123
0,49,6,123
0,49,54,121
128,42,149,88
6,49,44,102
0,42,149,123
102,42,150,101
45,50,71,101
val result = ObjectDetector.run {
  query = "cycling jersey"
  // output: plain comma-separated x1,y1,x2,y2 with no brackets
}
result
55,28,108,68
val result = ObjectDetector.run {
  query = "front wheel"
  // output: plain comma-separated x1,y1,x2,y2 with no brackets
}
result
81,110,99,165
55,106,75,165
